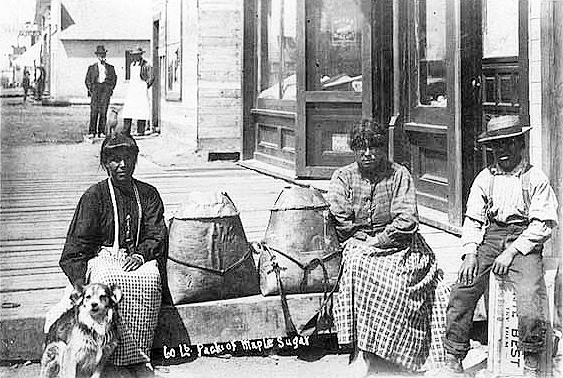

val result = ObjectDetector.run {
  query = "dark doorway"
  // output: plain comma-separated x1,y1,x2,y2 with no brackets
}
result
152,19,161,132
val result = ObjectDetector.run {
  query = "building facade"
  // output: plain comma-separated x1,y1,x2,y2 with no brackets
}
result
155,0,562,246
239,0,562,240
35,0,151,102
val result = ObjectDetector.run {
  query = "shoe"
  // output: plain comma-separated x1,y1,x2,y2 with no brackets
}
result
442,352,464,374
522,353,539,378
99,133,106,139
86,133,95,138
126,362,155,378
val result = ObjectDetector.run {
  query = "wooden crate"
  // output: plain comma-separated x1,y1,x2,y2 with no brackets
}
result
487,270,556,377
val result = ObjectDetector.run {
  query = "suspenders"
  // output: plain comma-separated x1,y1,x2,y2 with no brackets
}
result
485,164,532,225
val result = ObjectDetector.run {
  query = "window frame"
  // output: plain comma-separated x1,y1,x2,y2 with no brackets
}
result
254,0,298,113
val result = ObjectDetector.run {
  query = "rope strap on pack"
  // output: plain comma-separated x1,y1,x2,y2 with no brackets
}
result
167,248,253,276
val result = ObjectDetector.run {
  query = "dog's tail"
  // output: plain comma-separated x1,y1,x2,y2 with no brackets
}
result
39,341,66,378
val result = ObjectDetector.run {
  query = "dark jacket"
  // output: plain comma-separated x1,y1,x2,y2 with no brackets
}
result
85,62,117,97
137,59,155,88
59,178,172,304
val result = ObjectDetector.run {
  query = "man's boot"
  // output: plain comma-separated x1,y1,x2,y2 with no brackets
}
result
523,352,539,378
443,352,464,374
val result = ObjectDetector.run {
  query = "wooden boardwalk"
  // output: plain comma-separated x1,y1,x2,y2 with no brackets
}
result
0,148,463,360
0,162,293,295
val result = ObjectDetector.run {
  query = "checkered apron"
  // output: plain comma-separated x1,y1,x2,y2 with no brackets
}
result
87,252,161,365
334,233,448,371
86,179,162,366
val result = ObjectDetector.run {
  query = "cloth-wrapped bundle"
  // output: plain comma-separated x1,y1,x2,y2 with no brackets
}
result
259,186,342,296
167,191,260,304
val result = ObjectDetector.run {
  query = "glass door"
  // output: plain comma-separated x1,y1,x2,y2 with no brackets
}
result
296,0,369,178
404,0,462,226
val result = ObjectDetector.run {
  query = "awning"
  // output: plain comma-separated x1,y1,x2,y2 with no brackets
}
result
14,43,41,69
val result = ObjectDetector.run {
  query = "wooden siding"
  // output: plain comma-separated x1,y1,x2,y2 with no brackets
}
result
197,0,243,147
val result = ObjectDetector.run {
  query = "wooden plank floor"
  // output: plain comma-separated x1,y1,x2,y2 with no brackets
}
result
0,155,463,300
0,161,292,295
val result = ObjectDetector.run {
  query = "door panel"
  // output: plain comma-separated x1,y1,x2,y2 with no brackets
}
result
253,111,296,169
478,0,528,167
405,0,460,224
482,57,520,119
305,102,361,167
409,131,448,211
461,0,528,209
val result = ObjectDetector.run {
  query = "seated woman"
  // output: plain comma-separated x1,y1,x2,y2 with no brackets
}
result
327,120,447,374
57,133,169,377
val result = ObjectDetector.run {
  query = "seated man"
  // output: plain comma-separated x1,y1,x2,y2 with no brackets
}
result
443,115,558,377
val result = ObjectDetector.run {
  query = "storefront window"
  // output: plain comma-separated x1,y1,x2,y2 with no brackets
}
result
306,0,362,92
417,0,447,107
483,0,518,58
257,0,297,107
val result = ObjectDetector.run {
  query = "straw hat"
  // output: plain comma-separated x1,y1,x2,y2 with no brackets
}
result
477,115,531,143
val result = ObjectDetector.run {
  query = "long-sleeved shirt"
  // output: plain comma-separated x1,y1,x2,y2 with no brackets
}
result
60,178,168,284
327,161,418,248
462,160,558,255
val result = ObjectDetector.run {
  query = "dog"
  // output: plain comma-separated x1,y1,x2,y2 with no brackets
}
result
40,283,122,378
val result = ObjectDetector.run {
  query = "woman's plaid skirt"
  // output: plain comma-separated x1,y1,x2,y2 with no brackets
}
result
87,248,162,366
334,234,448,371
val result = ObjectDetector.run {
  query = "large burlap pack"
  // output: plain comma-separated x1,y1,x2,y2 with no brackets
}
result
258,186,342,296
167,191,260,304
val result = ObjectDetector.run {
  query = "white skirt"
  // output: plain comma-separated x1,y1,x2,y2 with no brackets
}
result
121,79,150,121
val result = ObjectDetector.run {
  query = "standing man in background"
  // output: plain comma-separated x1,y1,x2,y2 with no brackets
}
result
22,69,31,104
34,66,45,101
85,45,117,138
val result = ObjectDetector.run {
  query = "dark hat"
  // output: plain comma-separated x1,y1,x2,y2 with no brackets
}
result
477,115,531,143
100,133,139,165
130,47,145,55
102,133,139,151
95,45,107,55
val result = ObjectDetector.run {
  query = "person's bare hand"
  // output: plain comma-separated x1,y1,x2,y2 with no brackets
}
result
458,253,478,286
122,254,143,272
492,248,518,276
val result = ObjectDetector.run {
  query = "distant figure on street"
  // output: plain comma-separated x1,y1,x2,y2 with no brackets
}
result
85,45,117,139
34,66,45,101
442,115,558,378
122,47,154,136
22,69,31,104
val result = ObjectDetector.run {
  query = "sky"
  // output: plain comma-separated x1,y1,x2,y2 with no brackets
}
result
0,0,37,69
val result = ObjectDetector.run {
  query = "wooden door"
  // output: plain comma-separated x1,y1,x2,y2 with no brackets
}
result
404,0,462,226
296,0,371,178
480,0,529,166
461,0,529,199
